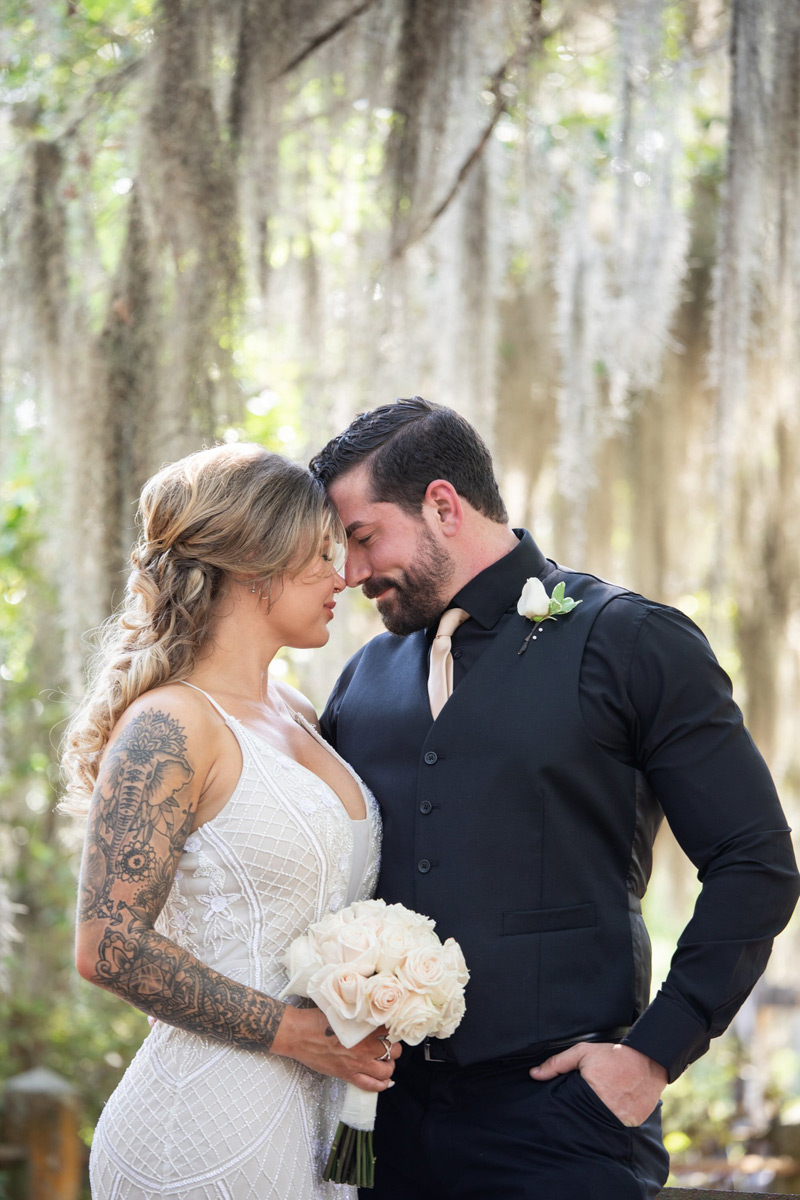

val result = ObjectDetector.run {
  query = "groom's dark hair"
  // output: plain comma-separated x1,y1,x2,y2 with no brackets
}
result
309,397,508,523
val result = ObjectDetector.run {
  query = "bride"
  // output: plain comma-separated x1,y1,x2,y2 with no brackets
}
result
61,443,399,1199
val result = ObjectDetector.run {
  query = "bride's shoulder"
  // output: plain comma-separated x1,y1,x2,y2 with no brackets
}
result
275,679,319,729
107,682,223,760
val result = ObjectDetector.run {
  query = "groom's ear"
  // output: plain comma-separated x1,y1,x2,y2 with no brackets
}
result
423,479,462,537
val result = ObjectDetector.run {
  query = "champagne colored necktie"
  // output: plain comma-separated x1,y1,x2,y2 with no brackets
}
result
428,608,470,719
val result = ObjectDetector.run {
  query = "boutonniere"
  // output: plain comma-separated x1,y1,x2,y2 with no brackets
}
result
516,578,582,655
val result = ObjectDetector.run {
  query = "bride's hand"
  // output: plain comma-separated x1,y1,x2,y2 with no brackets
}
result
271,1006,402,1091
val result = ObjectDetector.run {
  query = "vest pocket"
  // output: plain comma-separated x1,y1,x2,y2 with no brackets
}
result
502,903,596,935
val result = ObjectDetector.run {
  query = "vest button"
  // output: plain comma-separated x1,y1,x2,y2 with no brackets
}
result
424,751,438,765
419,800,432,814
452,649,462,659
417,858,431,873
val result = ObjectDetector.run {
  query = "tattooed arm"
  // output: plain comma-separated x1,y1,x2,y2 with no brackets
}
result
75,696,397,1090
75,700,286,1047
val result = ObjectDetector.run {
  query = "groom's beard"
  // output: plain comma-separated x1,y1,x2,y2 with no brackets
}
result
362,527,454,637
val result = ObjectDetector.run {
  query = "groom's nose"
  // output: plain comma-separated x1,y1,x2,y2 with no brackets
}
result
343,545,371,588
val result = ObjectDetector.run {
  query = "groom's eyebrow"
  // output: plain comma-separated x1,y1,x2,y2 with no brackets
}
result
344,520,370,537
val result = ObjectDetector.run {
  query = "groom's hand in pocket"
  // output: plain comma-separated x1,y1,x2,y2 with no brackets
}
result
529,1041,667,1126
271,1006,402,1091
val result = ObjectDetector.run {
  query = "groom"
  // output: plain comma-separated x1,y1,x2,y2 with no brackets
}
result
310,397,799,1199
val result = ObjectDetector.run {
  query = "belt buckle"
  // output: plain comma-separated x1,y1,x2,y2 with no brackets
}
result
423,1040,445,1063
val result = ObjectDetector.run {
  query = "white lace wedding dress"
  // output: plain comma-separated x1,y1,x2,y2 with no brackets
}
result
89,688,381,1200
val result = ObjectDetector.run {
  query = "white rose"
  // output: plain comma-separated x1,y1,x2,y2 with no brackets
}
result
365,972,407,1024
352,913,388,940
348,898,387,921
279,933,320,998
320,923,380,976
387,991,439,1045
310,962,369,1020
335,916,383,974
517,576,551,621
306,963,375,1047
396,943,449,995
432,988,467,1039
375,922,419,973
424,939,469,1007
309,908,350,948
313,901,386,951
383,903,436,933
309,910,358,963
440,938,469,988
343,900,388,941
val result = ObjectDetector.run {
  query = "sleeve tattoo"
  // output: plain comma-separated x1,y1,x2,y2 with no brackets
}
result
78,708,285,1050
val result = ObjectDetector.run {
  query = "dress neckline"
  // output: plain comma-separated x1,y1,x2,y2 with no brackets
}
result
180,680,369,823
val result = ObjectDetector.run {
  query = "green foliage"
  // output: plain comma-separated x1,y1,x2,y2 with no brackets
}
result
1,0,153,134
1,975,149,1140
0,407,148,1134
0,476,39,686
0,420,63,776
0,817,150,1133
662,1037,742,1159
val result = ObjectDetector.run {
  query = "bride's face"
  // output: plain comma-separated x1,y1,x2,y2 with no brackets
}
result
258,546,346,650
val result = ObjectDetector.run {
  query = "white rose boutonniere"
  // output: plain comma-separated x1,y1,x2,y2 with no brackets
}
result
517,578,581,654
517,577,552,622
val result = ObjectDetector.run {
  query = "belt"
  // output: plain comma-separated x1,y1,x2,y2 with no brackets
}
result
421,1027,631,1065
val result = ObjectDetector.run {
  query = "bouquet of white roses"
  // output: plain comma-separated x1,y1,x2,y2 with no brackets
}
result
280,897,469,1188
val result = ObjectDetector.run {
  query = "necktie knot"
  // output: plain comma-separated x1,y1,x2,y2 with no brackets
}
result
428,608,470,719
434,607,470,642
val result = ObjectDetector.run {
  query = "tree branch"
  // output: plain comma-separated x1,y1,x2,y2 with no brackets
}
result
271,0,380,81
392,0,543,258
59,58,145,142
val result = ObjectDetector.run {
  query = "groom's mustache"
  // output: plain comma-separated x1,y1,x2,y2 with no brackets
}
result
362,577,401,601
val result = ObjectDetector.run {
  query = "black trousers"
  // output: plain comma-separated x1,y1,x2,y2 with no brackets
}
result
361,1047,670,1200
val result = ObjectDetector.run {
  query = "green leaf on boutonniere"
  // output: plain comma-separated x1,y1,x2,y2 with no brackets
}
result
549,581,580,615
517,578,582,654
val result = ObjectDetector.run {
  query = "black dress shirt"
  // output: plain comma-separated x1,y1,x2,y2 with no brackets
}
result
324,530,799,1076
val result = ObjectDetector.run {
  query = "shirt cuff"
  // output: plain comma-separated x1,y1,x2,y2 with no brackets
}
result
622,991,711,1083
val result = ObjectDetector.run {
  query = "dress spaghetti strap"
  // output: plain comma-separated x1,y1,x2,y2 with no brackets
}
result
179,679,234,723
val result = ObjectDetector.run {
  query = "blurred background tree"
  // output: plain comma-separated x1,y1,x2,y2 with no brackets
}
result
2,0,799,1190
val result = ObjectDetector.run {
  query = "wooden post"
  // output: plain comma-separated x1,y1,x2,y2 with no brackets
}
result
2,1067,82,1200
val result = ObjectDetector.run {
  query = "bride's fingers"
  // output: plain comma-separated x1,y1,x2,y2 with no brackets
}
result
358,1053,395,1076
352,1072,396,1093
348,1049,396,1083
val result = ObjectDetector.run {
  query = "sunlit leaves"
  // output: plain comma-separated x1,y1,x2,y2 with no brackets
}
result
1,0,153,132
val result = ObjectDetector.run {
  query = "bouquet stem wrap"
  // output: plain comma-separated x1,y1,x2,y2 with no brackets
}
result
323,1085,378,1186
340,1082,379,1130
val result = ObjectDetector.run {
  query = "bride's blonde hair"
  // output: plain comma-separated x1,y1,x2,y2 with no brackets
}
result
60,442,343,814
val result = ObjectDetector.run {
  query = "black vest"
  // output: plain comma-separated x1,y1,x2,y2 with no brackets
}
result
333,570,660,1065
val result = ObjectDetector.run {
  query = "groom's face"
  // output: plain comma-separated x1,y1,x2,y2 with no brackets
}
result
327,464,455,636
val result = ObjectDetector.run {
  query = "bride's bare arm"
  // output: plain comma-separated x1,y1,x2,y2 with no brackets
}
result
74,700,395,1090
